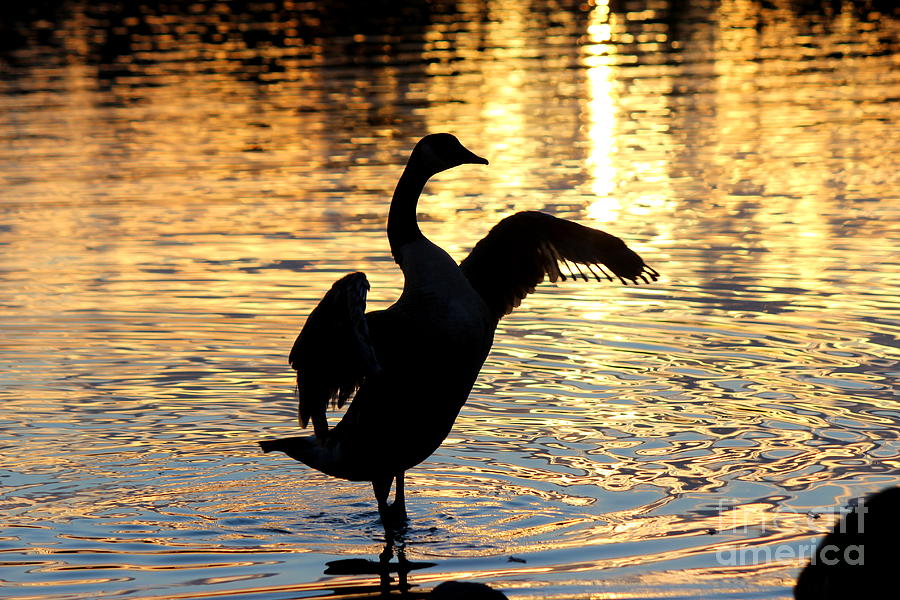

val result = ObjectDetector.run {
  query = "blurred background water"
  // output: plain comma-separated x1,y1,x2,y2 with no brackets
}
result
1,0,899,598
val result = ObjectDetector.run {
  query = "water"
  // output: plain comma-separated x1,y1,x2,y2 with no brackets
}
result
2,1,899,598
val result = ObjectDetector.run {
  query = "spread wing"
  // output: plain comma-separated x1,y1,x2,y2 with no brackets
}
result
460,211,659,321
288,272,380,439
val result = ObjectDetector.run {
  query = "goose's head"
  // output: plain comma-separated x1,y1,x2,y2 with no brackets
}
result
411,133,488,177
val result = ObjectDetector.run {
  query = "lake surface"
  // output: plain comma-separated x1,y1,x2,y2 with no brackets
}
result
2,1,899,598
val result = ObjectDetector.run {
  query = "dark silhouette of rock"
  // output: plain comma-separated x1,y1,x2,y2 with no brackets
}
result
432,581,509,599
794,487,900,599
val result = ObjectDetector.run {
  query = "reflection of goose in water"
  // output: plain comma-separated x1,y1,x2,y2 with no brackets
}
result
259,134,658,527
323,527,509,598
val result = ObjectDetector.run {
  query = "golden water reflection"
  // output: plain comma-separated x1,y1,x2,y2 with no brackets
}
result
1,1,900,598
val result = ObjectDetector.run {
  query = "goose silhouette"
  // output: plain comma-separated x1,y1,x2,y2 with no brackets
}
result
259,133,658,527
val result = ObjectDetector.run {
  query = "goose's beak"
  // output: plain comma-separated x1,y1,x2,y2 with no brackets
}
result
465,151,489,166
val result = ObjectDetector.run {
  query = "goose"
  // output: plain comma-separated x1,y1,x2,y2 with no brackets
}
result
259,133,658,527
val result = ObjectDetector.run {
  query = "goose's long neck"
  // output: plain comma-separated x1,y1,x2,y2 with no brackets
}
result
387,164,430,261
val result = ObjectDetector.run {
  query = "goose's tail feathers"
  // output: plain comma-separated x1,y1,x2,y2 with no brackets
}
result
258,435,357,481
258,436,317,459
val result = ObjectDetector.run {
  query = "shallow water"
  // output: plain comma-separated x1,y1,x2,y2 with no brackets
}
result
2,1,899,598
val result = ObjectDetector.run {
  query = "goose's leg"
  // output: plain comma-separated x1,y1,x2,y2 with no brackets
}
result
392,472,407,522
373,476,394,526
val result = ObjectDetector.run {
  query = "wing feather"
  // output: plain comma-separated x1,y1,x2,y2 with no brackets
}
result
460,211,658,321
288,272,380,439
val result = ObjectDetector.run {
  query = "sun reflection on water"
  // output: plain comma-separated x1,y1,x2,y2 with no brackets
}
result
584,0,620,222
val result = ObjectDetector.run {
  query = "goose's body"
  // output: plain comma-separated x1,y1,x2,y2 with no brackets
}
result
277,240,493,482
259,134,658,526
